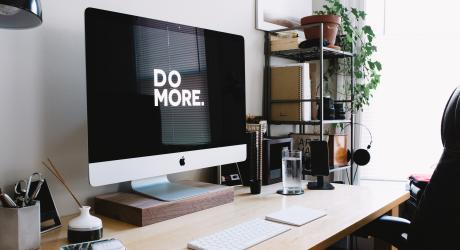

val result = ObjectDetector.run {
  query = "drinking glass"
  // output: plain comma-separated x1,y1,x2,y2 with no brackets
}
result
279,149,304,195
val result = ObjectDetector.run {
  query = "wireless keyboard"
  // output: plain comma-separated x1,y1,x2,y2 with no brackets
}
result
187,218,291,250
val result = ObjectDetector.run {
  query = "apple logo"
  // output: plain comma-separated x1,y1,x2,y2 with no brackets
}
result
179,156,185,166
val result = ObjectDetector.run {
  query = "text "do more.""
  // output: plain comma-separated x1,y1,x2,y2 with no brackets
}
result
153,69,205,107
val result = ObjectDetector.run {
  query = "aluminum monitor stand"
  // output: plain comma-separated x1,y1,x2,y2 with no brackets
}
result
131,175,210,201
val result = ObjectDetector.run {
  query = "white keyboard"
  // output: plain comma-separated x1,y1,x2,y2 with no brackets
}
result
187,218,291,250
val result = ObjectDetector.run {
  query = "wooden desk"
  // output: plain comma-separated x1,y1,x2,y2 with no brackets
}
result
41,183,409,250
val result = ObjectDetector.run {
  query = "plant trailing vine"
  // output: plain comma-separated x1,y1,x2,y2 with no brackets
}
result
315,0,382,111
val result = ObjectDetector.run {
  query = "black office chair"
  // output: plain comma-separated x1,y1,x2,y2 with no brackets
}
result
357,87,460,250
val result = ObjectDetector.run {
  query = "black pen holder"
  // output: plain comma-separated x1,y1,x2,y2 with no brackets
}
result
249,179,261,194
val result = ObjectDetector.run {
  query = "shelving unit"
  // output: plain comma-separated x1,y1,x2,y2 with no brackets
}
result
269,119,351,125
263,23,356,184
305,165,351,175
271,46,352,61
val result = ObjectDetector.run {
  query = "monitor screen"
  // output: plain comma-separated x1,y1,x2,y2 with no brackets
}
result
85,8,246,165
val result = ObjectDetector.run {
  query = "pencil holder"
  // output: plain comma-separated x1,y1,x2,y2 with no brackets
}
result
0,202,40,250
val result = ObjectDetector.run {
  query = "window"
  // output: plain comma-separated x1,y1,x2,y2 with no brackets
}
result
359,0,460,180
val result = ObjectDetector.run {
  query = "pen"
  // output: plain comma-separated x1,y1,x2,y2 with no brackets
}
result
25,174,33,201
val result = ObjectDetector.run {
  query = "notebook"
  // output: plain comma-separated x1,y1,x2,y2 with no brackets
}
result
271,63,311,122
265,206,327,226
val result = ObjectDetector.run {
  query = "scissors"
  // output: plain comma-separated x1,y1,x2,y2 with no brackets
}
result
14,179,28,197
30,173,45,201
14,173,44,206
14,180,28,207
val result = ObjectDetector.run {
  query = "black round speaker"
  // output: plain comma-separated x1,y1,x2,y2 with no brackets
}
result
353,148,371,166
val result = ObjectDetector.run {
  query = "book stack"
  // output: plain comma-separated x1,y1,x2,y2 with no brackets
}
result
270,32,298,52
271,63,311,122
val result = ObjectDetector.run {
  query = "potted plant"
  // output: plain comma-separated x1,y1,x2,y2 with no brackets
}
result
301,15,341,47
308,0,382,112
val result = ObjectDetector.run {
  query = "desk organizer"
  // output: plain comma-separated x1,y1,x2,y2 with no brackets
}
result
0,202,40,250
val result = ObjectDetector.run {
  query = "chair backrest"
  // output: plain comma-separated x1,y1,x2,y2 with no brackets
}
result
408,87,460,249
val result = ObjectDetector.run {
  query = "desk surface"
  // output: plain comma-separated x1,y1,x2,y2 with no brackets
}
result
41,183,409,250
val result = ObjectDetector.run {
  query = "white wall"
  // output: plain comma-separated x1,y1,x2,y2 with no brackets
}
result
0,0,264,216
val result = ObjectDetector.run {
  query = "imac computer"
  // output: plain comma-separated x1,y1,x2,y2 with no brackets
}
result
84,8,246,201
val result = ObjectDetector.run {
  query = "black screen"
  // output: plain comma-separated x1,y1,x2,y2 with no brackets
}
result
85,8,246,163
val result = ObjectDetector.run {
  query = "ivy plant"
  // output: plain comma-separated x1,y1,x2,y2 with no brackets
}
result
315,0,382,111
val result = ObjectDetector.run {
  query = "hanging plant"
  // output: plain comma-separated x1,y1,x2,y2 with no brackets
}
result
314,0,382,111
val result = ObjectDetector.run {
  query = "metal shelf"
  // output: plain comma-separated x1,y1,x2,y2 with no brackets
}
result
268,23,323,33
270,99,352,104
322,119,351,124
330,165,351,173
269,119,351,125
304,165,351,175
271,46,352,62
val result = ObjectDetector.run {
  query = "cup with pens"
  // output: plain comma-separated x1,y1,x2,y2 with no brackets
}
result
0,173,44,250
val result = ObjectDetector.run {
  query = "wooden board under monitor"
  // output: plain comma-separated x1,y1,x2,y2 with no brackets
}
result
94,181,234,227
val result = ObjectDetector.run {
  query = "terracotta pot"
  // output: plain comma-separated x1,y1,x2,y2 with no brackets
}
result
300,15,341,46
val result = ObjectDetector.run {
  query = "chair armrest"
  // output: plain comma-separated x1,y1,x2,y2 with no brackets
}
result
376,215,411,233
355,215,410,249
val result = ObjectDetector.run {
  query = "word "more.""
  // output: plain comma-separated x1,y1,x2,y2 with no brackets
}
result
153,69,204,107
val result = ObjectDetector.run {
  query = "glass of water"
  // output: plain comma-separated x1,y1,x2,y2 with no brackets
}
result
279,148,304,195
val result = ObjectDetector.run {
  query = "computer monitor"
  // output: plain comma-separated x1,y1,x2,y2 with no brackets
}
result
84,8,246,201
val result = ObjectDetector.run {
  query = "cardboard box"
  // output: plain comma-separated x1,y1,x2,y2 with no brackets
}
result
270,38,298,51
270,33,298,51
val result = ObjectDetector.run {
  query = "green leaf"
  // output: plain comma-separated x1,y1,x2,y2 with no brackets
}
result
362,25,375,37
368,61,375,70
351,8,359,18
346,34,353,43
367,35,373,43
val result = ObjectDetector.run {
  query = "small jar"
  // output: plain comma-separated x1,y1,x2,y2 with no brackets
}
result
67,206,103,243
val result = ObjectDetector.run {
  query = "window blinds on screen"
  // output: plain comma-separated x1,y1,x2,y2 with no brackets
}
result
134,25,211,145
